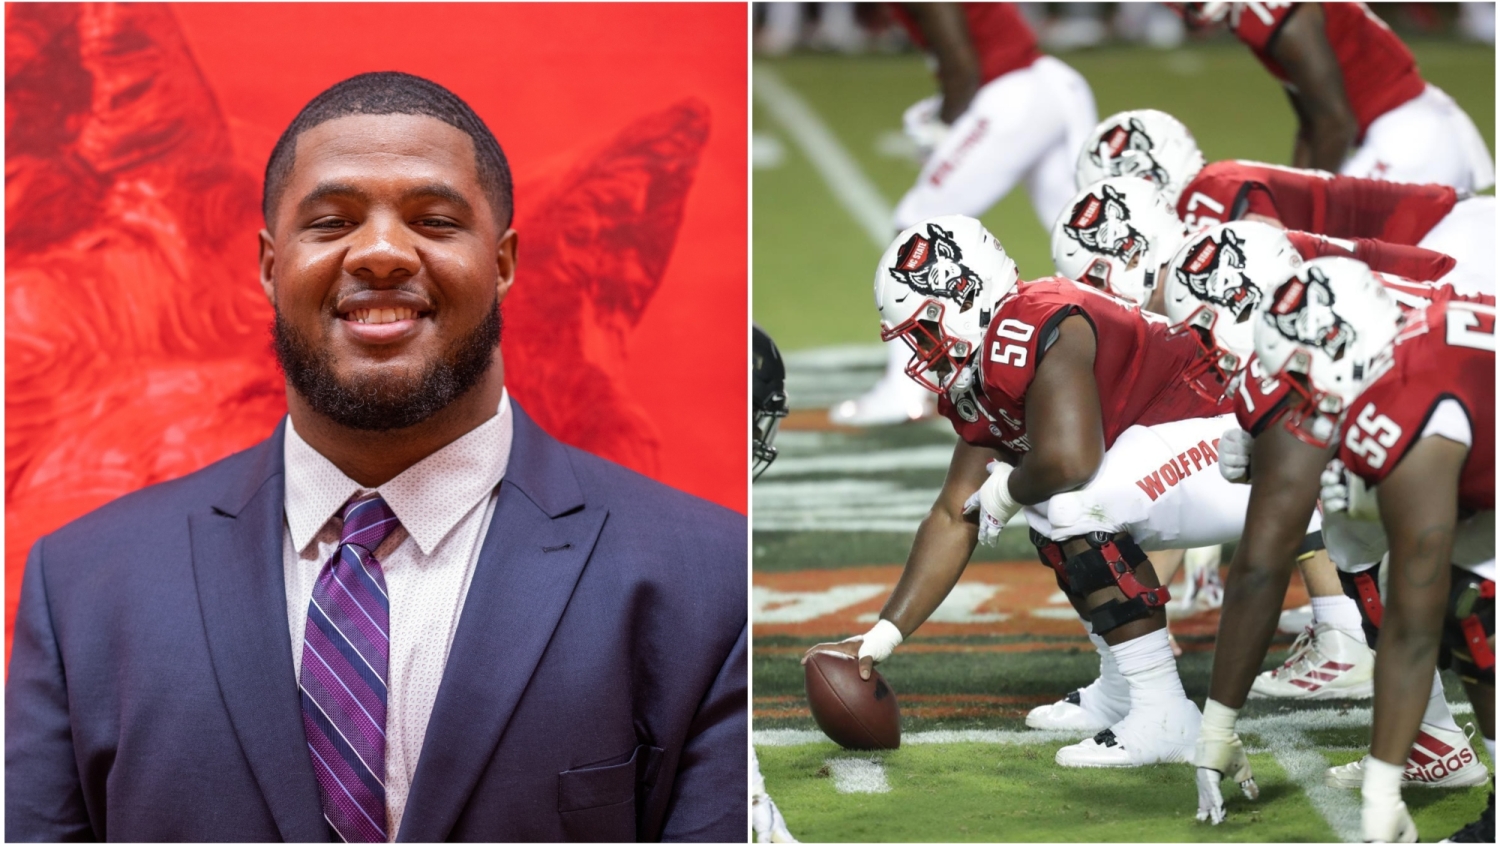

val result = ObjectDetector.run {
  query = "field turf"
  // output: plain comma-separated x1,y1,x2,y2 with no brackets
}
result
752,39,1495,843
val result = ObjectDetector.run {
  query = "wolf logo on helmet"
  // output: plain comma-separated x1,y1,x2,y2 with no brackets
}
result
889,222,985,313
1088,117,1169,187
1063,183,1148,266
1178,228,1263,323
1268,266,1357,361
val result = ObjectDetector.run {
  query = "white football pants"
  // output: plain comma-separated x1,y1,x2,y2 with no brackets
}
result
893,55,1098,232
1342,84,1495,193
1021,414,1296,549
1418,196,1495,296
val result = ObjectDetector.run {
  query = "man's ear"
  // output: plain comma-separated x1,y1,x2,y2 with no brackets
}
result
258,229,276,304
495,228,519,304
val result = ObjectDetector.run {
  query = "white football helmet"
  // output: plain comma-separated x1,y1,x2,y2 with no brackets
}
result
875,216,1020,394
1163,222,1302,399
1076,110,1206,207
1052,177,1187,305
1252,257,1403,447
1174,2,1231,27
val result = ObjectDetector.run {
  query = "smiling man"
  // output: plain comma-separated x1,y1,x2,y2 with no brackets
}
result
6,72,747,843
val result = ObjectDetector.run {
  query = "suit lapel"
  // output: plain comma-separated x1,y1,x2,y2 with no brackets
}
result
397,406,605,842
189,422,328,843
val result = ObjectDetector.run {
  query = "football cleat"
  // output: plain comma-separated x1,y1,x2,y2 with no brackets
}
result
1055,697,1200,767
1325,724,1490,789
1278,603,1314,635
1167,545,1224,619
1249,623,1373,700
1025,683,1130,733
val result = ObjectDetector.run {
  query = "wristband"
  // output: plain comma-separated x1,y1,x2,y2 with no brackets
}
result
850,619,904,664
1200,698,1240,739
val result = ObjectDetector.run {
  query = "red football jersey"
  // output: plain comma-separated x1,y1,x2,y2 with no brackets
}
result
1337,297,1495,511
891,2,1041,84
1234,277,1468,435
937,278,1228,455
1285,231,1455,282
1178,160,1457,243
1229,2,1425,137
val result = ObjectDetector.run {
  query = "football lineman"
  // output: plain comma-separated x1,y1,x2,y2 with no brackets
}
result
1077,108,1495,297
1188,259,1494,836
1051,177,1187,309
751,324,798,844
1159,225,1486,799
808,215,1277,768
1178,2,1494,190
832,2,1098,426
1252,260,1495,842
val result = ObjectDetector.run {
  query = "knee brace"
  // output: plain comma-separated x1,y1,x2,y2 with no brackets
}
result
1337,563,1384,649
1443,570,1495,686
1031,529,1079,599
1041,532,1169,636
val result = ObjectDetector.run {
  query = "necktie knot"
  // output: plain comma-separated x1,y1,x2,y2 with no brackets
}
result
340,494,400,552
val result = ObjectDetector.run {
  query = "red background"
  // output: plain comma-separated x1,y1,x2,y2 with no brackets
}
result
5,3,748,656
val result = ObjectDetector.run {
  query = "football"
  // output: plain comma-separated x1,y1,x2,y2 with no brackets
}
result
804,651,901,750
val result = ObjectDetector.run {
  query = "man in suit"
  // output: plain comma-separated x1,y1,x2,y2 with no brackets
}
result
6,71,748,843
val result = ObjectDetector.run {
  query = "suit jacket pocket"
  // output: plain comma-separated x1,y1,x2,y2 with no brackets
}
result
558,744,661,842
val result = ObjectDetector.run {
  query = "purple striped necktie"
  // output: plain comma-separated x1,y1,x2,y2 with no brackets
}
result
300,494,400,843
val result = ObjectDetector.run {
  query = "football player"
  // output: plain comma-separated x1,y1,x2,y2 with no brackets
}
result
1189,258,1493,830
1077,109,1495,297
832,2,1097,426
808,215,1272,767
1178,2,1494,190
1163,224,1485,787
750,324,798,844
1252,260,1495,842
1051,177,1188,310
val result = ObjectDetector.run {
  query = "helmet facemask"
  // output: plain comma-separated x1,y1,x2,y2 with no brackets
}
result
882,299,978,395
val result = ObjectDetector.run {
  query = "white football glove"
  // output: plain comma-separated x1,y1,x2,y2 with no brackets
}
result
1320,459,1381,521
1194,732,1259,824
843,619,903,666
1218,427,1253,483
1360,799,1417,843
963,461,1019,546
902,95,948,162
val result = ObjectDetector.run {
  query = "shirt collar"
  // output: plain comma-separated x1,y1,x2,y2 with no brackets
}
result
283,389,514,555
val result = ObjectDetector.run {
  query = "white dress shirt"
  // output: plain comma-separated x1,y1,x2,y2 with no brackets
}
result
282,390,513,841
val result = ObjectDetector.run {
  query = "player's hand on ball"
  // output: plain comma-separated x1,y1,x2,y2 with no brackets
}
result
1219,427,1253,483
1194,732,1258,824
963,461,1019,546
802,620,902,681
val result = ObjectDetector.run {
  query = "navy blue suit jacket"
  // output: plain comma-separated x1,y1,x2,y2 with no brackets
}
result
6,403,747,842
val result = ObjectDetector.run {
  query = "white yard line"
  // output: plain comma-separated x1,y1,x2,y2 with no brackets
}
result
753,65,893,248
829,758,892,793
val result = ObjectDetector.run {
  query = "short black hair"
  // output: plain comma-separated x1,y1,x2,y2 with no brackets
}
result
262,71,513,229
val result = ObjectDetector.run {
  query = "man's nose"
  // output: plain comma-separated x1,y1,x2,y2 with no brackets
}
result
344,211,421,281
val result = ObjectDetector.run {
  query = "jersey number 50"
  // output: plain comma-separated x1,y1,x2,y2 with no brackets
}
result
989,319,1036,367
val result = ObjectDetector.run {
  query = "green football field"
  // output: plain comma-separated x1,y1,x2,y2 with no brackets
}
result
752,39,1495,844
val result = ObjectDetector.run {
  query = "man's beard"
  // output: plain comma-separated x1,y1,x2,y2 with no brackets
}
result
272,302,501,431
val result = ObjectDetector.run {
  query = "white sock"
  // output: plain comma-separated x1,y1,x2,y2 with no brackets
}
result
1310,595,1365,635
1484,737,1495,760
1110,628,1186,709
1362,756,1405,805
1420,671,1461,732
1078,620,1130,713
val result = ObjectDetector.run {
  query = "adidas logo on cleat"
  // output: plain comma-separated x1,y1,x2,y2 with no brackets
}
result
1286,661,1357,692
1406,734,1477,784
